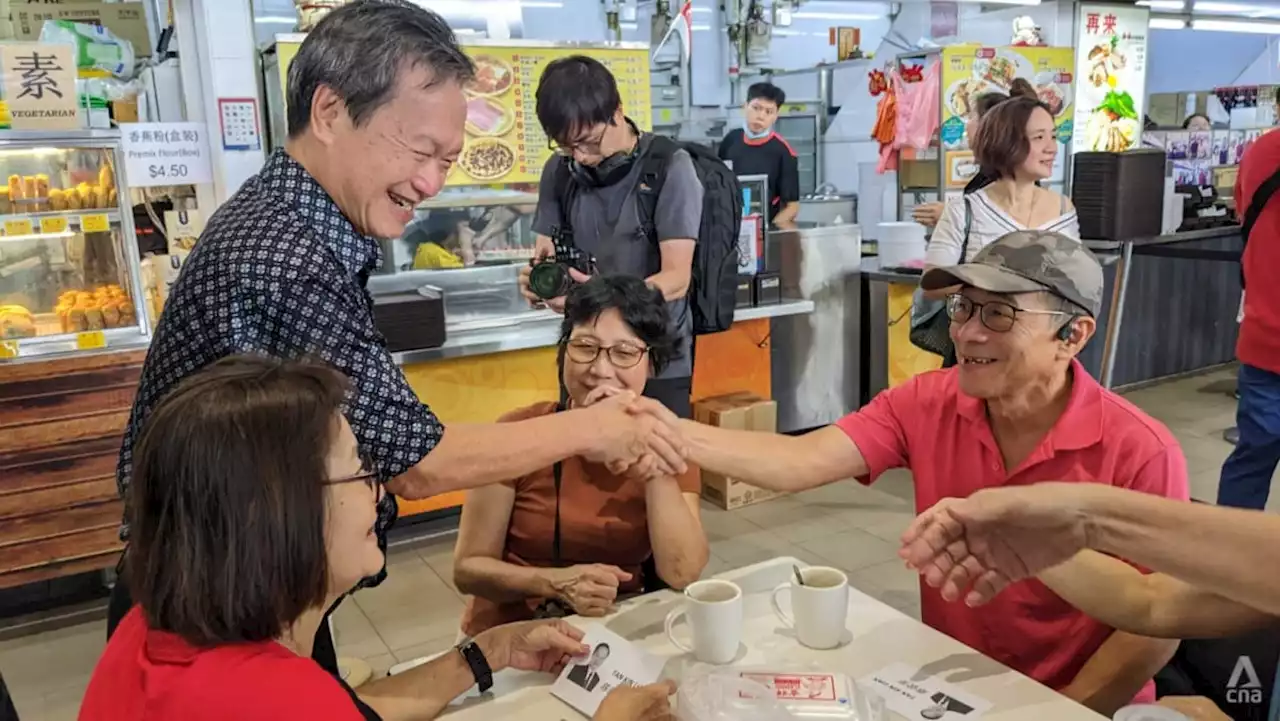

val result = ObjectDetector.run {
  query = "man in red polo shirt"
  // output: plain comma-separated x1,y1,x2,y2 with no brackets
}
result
1217,129,1280,510
659,231,1187,715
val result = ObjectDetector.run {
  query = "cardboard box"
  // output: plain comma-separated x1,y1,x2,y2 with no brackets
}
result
693,393,784,510
10,1,153,57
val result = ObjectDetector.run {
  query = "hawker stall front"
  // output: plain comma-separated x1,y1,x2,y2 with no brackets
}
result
0,129,147,591
261,36,814,524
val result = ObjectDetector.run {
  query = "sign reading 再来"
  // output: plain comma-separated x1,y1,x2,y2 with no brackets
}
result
1,43,78,130
120,122,214,188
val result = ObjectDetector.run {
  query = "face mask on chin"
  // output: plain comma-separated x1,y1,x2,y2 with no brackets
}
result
743,121,771,141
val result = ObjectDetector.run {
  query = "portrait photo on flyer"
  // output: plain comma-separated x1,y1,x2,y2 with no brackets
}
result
550,626,665,717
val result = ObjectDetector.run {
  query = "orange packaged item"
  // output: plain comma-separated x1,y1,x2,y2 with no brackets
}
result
8,175,22,201
873,87,898,173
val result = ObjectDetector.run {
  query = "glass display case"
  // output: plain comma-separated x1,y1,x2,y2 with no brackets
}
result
367,187,551,332
0,130,147,359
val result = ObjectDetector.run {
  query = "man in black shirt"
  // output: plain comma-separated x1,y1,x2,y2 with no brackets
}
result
718,82,801,227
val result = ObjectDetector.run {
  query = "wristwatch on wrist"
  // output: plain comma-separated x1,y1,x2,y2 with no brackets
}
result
456,636,494,693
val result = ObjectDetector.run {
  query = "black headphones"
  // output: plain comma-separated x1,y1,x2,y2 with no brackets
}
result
566,118,642,188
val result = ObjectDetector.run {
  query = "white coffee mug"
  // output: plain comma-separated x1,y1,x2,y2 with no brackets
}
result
664,579,743,664
771,566,849,649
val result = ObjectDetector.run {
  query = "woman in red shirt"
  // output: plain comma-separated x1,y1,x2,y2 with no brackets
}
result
454,276,709,634
79,356,662,721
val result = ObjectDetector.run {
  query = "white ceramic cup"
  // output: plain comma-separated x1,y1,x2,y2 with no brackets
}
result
664,579,743,664
771,566,850,649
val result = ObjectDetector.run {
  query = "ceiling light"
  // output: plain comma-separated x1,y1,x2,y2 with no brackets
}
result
791,11,882,20
1192,17,1280,32
1193,1,1273,13
1138,0,1186,9
1149,17,1189,28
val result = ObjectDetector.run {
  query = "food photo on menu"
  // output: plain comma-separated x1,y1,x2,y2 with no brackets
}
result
458,54,519,183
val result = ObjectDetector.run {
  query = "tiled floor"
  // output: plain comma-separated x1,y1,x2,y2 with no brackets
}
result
3,366,1262,720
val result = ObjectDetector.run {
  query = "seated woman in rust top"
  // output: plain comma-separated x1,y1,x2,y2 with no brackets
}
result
454,275,709,634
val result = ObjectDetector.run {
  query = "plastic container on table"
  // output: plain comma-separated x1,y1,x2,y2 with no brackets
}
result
1112,705,1190,721
676,668,884,721
876,221,927,268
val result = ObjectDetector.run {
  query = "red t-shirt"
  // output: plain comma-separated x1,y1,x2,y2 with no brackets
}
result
79,607,367,721
835,360,1189,701
1235,130,1280,375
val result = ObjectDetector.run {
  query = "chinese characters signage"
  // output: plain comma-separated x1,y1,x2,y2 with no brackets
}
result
273,40,652,187
1,44,77,130
120,122,214,188
1073,3,1150,153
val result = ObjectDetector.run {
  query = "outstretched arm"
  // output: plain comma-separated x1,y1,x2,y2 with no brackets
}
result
1040,550,1276,639
900,483,1280,616
680,422,868,492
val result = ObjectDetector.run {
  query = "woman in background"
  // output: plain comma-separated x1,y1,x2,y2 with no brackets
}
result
924,94,1078,272
1183,113,1212,131
911,78,1039,227
454,275,708,635
920,94,1078,367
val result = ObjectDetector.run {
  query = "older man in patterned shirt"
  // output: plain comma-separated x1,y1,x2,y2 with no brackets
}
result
108,0,687,673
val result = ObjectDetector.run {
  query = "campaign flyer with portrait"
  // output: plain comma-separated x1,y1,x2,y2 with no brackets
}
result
860,662,993,720
550,626,665,717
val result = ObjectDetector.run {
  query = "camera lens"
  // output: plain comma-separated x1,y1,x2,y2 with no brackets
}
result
529,262,569,300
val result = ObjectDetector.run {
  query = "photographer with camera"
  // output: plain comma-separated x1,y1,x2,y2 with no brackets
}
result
518,56,705,420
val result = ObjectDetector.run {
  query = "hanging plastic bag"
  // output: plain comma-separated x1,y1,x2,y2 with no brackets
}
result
38,20,137,79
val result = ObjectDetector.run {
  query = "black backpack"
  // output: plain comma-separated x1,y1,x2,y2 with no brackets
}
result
553,135,742,335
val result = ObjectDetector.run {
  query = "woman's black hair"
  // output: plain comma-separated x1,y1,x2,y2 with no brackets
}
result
1182,113,1211,129
557,275,678,375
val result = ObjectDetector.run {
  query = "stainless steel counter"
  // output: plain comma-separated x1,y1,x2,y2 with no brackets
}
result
391,300,816,365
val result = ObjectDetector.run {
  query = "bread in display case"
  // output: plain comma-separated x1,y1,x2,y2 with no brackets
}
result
0,130,147,359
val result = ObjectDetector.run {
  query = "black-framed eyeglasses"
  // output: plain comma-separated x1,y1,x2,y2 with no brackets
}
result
945,293,1071,333
549,125,609,156
324,452,382,499
565,339,649,368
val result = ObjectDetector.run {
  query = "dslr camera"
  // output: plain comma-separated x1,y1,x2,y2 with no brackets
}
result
527,243,596,301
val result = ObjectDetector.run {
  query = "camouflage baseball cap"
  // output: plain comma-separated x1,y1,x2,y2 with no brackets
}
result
920,230,1104,317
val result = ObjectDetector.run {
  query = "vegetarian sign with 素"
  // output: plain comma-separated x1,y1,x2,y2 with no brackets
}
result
1,44,78,130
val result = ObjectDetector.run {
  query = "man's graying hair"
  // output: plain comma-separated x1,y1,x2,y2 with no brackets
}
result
286,0,475,137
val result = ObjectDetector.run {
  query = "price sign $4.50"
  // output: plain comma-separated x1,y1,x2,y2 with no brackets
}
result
148,164,191,181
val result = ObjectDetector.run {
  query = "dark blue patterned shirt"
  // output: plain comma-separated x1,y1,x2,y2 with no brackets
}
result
117,150,443,586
